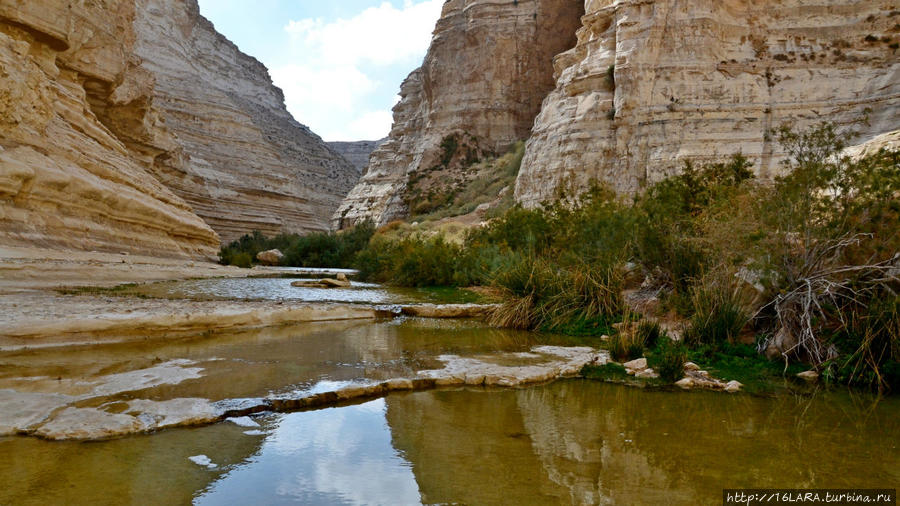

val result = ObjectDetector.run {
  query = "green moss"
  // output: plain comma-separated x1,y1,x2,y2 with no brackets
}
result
581,363,630,382
684,343,807,394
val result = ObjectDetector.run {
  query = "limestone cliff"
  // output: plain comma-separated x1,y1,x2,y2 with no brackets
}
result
334,0,585,228
328,139,385,175
134,0,359,243
0,0,219,258
516,0,900,204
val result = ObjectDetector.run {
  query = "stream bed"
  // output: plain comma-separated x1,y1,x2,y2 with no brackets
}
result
2,278,898,504
1,380,897,505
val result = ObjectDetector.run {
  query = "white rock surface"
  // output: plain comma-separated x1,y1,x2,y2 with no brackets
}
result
133,0,358,242
517,0,900,205
333,0,584,228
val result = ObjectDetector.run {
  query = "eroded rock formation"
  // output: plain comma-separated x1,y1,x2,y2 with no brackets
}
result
516,0,900,204
0,0,219,258
328,139,385,175
134,0,359,242
334,0,585,228
1,0,359,258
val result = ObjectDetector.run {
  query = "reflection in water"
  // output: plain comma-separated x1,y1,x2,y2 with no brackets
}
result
0,381,897,505
122,277,469,305
196,400,420,505
385,382,900,505
0,318,548,437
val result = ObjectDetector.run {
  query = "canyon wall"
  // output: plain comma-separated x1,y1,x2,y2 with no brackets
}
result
334,0,585,228
328,139,385,175
516,0,900,205
1,0,360,259
0,0,220,258
134,0,359,243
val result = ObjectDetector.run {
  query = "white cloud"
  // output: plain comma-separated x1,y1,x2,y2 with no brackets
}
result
346,110,395,140
285,1,441,67
271,0,443,141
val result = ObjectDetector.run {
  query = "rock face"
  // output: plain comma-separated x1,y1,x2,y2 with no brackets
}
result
133,0,359,243
333,0,585,228
0,0,220,259
328,139,385,175
1,0,359,258
516,0,900,205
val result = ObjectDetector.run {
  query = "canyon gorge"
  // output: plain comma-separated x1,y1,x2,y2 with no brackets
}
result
338,0,900,226
0,0,357,262
2,0,897,251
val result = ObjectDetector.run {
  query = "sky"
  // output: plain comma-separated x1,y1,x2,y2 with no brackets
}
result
196,0,443,142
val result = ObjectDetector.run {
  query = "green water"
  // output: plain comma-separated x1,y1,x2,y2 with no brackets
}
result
1,381,897,505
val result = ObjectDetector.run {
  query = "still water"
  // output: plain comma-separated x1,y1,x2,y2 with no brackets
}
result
1,380,897,505
2,277,897,504
119,277,479,305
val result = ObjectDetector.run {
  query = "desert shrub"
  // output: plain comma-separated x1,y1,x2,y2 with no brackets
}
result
636,320,663,349
489,255,625,334
635,153,755,295
683,281,749,348
230,252,253,269
218,221,375,269
608,330,645,362
651,339,689,383
581,362,630,382
755,122,900,378
824,295,900,392
605,65,615,90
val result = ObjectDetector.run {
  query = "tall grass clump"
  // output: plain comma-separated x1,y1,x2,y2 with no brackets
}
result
608,331,646,362
683,280,750,347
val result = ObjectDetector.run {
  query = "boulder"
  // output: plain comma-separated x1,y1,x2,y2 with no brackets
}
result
683,361,700,371
623,358,647,372
256,249,283,266
400,304,497,318
796,370,819,382
635,368,658,379
291,277,351,288
675,377,694,389
320,278,351,288
724,380,743,393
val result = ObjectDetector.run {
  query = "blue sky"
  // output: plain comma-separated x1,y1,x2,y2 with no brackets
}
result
197,0,443,141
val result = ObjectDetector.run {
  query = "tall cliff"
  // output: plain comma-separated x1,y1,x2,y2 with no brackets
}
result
516,0,900,204
328,139,386,174
0,0,219,258
134,0,359,243
334,0,585,228
1,0,360,259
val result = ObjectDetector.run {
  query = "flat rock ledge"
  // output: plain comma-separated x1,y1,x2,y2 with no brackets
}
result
0,297,377,350
399,303,499,318
4,346,606,441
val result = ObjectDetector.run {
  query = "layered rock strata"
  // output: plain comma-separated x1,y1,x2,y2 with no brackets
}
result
0,1,219,258
516,0,900,204
328,139,385,174
334,0,585,228
134,0,358,242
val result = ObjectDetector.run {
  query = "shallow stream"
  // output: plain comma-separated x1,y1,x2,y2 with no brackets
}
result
2,278,898,504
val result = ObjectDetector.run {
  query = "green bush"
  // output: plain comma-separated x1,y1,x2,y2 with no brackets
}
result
218,221,375,269
230,252,253,269
651,339,689,383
